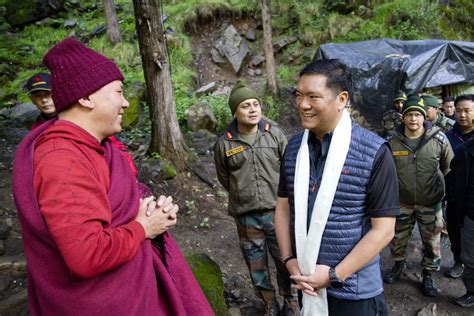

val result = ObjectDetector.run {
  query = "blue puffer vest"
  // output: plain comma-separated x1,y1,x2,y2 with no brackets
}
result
284,122,386,300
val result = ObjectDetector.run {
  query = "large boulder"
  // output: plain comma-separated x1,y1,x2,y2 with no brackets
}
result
186,253,228,316
213,25,249,74
0,103,39,128
185,103,217,132
4,0,64,27
184,130,218,156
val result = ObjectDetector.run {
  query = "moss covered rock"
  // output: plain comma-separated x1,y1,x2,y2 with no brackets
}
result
4,0,64,27
123,81,145,127
186,253,228,315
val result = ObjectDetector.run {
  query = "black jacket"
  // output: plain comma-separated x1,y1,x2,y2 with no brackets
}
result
446,139,474,224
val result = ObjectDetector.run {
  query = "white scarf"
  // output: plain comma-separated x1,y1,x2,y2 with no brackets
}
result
294,110,352,316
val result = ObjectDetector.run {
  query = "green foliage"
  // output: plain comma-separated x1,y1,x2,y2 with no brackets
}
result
163,0,256,33
185,253,228,315
0,0,141,106
198,95,232,132
1,0,471,121
199,217,210,228
272,1,360,46
341,0,443,41
439,0,473,40
174,89,197,127
0,24,69,104
162,160,178,179
278,64,298,87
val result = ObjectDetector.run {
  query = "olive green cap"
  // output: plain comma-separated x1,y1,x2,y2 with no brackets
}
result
421,94,440,108
228,82,260,115
402,95,426,118
393,90,407,102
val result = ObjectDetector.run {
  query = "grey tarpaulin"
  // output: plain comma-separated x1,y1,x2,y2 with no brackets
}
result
315,38,474,128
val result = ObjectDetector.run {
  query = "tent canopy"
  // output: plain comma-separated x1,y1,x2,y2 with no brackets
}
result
315,38,474,127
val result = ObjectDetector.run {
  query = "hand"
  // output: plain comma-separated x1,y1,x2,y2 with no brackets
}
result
286,259,320,297
139,196,157,217
135,196,179,239
290,264,330,296
155,195,179,219
395,112,403,122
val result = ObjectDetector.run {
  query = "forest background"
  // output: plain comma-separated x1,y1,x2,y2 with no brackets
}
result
0,0,473,315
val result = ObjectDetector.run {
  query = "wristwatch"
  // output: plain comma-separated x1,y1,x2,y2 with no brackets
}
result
328,267,344,289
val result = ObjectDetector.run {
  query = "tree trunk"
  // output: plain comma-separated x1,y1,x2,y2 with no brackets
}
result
103,0,122,43
133,0,188,170
261,0,279,96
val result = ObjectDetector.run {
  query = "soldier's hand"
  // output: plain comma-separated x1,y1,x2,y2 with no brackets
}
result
395,112,403,122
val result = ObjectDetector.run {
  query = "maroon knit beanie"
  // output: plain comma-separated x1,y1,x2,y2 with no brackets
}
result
43,37,124,113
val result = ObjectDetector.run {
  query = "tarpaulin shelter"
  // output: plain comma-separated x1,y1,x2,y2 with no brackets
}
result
315,38,474,128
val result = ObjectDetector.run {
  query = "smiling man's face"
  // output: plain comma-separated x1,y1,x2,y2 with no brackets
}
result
295,74,347,139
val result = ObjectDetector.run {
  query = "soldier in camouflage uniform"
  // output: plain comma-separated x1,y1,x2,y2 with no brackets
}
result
214,82,297,316
423,94,455,133
385,95,454,297
381,90,406,138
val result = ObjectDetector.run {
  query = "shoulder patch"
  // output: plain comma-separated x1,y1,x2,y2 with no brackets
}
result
434,132,447,145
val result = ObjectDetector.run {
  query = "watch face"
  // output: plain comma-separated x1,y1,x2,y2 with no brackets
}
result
330,280,344,289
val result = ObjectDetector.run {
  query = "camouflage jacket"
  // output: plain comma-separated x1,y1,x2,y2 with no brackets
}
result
432,112,454,133
381,109,402,138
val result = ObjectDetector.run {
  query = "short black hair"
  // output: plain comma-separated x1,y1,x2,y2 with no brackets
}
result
443,96,454,103
299,59,352,97
454,94,474,107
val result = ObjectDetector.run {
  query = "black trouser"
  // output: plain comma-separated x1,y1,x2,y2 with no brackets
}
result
461,216,474,292
298,292,388,316
446,204,462,263
327,293,388,316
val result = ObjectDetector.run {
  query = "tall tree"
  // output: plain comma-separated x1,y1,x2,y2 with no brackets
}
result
261,0,279,96
133,0,188,170
103,0,122,43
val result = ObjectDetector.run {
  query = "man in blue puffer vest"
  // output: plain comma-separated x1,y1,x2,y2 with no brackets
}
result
275,59,400,315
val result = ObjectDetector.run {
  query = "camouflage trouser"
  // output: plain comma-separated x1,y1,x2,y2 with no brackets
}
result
235,210,296,303
390,202,443,272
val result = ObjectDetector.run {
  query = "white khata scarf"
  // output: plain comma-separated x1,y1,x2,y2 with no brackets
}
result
294,109,352,316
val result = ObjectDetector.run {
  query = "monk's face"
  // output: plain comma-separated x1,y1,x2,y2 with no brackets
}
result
88,80,129,140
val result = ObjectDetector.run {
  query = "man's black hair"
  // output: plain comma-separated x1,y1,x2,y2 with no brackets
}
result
299,59,353,97
455,94,474,107
443,96,454,103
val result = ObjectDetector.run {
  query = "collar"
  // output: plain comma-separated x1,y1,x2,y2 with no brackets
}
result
40,112,58,121
225,118,270,140
397,120,433,135
452,123,474,136
308,131,333,158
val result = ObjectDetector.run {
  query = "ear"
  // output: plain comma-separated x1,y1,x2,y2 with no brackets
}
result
336,91,349,111
77,96,95,109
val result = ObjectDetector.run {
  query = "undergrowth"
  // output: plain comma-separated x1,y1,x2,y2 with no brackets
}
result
0,0,471,130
